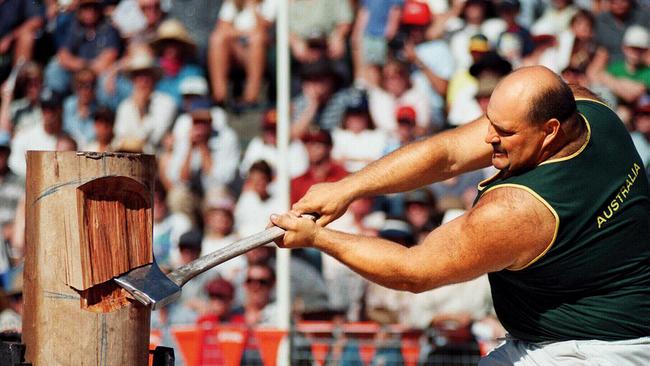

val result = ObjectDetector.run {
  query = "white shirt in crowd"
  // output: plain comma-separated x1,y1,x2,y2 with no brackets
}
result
234,190,283,237
114,91,177,152
368,87,431,132
9,125,58,177
218,0,276,32
168,108,241,187
239,137,308,178
331,128,388,173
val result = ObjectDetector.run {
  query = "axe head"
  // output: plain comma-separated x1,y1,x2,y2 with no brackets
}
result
114,262,181,310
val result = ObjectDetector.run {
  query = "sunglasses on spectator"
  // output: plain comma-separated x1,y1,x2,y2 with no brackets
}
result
246,277,272,287
208,293,232,300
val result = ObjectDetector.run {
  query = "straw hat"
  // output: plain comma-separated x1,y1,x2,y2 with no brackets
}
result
150,19,197,55
123,50,162,79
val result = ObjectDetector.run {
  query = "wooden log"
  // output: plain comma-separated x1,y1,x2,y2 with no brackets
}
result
23,151,155,366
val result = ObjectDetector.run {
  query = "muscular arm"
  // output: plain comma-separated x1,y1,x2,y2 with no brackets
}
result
293,116,493,224
275,186,556,291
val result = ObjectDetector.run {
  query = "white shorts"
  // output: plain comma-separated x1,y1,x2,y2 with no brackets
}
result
479,335,650,366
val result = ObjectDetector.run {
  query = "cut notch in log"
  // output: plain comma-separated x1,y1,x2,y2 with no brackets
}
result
74,176,152,309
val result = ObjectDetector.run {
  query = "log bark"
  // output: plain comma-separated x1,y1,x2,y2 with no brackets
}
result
23,151,155,366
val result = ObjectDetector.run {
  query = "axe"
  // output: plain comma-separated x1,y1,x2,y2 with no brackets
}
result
115,214,315,310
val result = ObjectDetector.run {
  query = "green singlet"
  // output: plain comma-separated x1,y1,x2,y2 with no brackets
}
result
474,99,650,343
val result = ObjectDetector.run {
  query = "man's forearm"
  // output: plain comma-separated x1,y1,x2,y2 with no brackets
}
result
341,117,492,200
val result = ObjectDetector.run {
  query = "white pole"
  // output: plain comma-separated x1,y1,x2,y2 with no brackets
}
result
275,0,292,364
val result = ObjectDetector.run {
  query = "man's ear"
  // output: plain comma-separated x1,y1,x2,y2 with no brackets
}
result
542,118,561,148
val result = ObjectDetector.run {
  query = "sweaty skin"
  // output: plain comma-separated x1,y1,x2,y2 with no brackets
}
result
273,66,588,292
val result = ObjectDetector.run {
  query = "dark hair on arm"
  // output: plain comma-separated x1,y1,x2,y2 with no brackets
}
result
529,75,577,124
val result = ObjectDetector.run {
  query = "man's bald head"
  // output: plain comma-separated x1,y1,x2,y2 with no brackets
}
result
493,66,577,125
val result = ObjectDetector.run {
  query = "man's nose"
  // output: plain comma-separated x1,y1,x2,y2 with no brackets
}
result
485,126,499,145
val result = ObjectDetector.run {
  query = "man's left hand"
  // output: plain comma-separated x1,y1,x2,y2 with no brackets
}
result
270,212,320,249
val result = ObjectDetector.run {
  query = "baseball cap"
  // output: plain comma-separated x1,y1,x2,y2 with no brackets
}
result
497,0,520,12
469,51,513,77
188,97,212,120
178,230,203,251
401,1,432,26
0,132,11,152
345,94,369,115
379,219,416,246
180,75,208,96
205,277,235,299
262,109,278,130
404,189,434,206
396,105,417,124
39,88,63,108
469,34,490,53
301,129,333,145
623,25,649,49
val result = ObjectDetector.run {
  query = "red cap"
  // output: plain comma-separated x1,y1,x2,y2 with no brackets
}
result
205,278,235,299
396,105,417,123
262,109,278,129
301,129,333,145
401,1,432,26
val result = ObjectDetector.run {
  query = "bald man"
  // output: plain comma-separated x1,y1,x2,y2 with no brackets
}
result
270,66,650,365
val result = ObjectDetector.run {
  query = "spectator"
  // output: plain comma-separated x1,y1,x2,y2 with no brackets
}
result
0,62,44,134
9,88,66,177
448,51,512,126
84,106,116,152
288,0,353,65
598,25,650,104
150,19,204,106
112,0,166,43
530,0,578,36
55,132,78,151
290,59,361,136
153,183,193,270
495,0,535,58
448,0,491,71
532,9,597,74
630,94,650,167
368,59,431,134
168,97,240,191
331,94,388,172
200,189,246,283
290,129,348,205
383,105,419,154
63,68,98,147
0,0,44,82
167,0,222,63
0,132,23,276
350,0,404,86
398,0,453,130
0,265,23,333
114,49,177,153
402,189,439,244
236,262,277,326
593,0,650,66
239,108,309,178
196,277,239,325
208,0,275,105
44,0,121,94
447,34,491,124
234,160,283,237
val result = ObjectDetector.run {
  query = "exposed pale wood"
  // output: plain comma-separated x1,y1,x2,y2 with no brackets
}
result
23,151,155,366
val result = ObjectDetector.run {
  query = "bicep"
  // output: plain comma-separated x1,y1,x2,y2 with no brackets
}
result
406,186,556,289
440,116,493,175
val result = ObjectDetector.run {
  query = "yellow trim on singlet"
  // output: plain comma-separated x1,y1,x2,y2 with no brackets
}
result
574,97,615,111
539,113,591,165
481,183,560,271
477,112,592,192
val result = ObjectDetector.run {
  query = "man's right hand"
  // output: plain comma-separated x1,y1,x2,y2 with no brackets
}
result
291,181,356,226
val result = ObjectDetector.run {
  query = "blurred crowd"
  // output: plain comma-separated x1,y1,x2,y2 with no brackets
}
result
0,0,649,363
